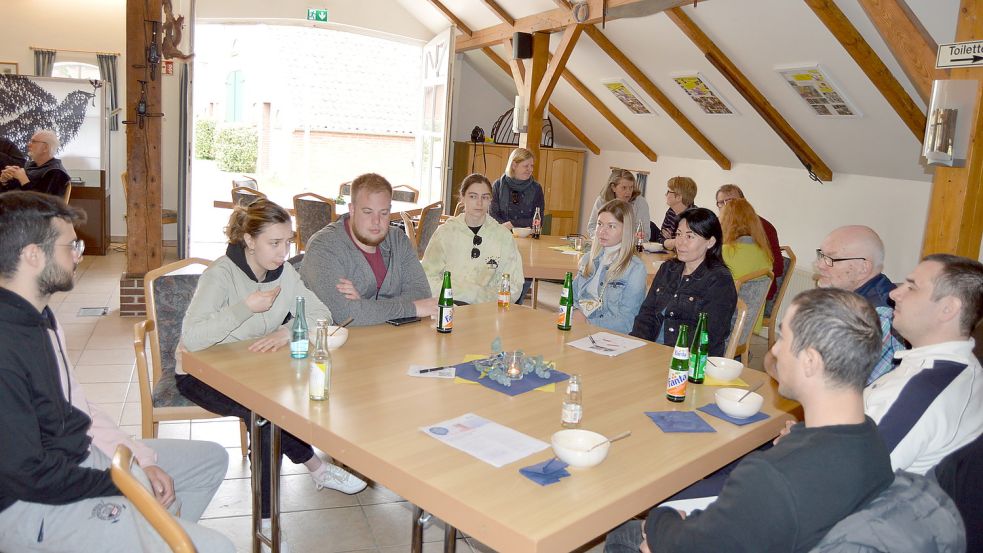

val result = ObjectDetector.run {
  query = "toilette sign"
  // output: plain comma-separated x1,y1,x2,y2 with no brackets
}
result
936,40,983,69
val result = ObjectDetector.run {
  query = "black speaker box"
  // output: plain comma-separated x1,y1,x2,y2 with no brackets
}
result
513,32,533,60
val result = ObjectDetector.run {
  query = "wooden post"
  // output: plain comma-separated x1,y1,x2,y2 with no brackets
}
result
122,0,164,316
518,32,550,164
921,0,983,258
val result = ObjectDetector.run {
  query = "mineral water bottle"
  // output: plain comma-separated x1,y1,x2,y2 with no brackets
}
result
497,273,511,307
309,320,331,401
666,324,690,402
290,296,309,359
437,271,453,334
561,375,583,428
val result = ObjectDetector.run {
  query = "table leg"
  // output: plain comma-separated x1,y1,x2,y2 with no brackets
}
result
532,279,540,309
250,413,263,553
443,523,457,553
250,414,283,553
411,505,425,553
270,423,282,553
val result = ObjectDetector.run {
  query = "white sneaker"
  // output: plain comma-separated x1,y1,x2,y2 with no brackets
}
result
260,519,291,553
310,463,367,494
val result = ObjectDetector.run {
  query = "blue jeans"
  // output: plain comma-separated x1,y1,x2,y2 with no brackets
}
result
604,519,644,553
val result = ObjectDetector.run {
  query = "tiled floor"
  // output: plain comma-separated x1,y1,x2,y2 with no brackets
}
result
59,248,609,553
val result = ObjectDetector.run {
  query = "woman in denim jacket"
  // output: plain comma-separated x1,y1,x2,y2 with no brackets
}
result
573,199,648,333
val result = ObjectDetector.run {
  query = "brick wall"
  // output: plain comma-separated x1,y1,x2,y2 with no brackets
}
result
119,274,146,317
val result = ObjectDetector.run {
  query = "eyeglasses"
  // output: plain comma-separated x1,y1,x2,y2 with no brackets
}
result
815,249,865,268
716,197,735,209
665,190,677,197
510,190,521,205
471,234,482,259
56,239,85,258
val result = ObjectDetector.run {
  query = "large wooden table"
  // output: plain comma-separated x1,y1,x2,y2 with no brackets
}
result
182,303,798,553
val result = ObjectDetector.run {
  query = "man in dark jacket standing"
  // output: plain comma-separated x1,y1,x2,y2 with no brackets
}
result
0,192,233,552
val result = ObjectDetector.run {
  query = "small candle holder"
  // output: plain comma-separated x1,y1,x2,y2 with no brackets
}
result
506,352,524,380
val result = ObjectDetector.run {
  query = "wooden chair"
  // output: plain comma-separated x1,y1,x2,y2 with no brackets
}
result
453,201,464,216
231,175,258,191
762,246,797,349
339,181,352,196
111,445,197,553
724,299,749,360
415,201,444,257
121,171,178,225
392,184,420,203
731,268,774,361
400,211,419,252
231,186,265,207
62,181,72,202
133,258,248,457
292,192,335,252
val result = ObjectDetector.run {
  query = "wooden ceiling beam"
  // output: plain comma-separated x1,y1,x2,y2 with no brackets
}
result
481,47,600,154
424,0,473,37
503,39,526,91
666,7,833,181
582,25,731,170
456,0,700,52
805,0,926,139
479,0,514,26
857,0,943,104
519,33,551,159
534,24,584,109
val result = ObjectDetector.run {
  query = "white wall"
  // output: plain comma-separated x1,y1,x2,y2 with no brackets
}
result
580,151,933,282
450,56,513,143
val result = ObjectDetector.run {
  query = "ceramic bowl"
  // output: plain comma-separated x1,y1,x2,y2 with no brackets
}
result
705,357,744,381
715,387,764,419
551,429,610,468
325,326,349,350
512,227,533,238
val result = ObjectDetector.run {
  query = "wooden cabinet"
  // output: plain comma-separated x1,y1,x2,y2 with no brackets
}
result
450,141,584,235
68,171,110,255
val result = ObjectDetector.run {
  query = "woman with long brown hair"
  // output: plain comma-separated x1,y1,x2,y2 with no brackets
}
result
720,197,773,281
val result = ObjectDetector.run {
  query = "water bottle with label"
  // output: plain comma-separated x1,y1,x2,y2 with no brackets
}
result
290,296,309,359
309,320,331,401
561,375,583,428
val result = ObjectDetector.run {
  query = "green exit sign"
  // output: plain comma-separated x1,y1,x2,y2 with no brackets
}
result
306,8,328,22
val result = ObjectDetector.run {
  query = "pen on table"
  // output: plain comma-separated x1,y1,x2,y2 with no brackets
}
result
418,366,452,373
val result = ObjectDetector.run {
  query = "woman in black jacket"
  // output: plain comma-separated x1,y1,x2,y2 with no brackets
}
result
631,207,737,356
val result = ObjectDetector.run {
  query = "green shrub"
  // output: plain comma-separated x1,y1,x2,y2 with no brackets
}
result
194,118,216,160
215,125,258,173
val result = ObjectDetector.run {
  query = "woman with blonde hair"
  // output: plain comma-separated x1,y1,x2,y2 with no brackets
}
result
573,199,647,333
586,168,651,241
720,198,773,280
659,176,697,250
489,147,545,230
177,199,366,546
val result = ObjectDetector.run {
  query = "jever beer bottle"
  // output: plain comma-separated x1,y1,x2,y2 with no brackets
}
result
688,313,709,384
290,296,309,359
309,320,330,401
557,271,574,331
437,271,453,333
666,324,690,402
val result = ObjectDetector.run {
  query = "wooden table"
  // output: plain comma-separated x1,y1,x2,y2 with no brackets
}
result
182,304,798,553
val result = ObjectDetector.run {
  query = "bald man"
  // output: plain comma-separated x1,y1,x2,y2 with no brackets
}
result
0,130,70,197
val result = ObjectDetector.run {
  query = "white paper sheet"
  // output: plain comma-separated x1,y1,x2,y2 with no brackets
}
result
567,332,647,357
421,413,548,468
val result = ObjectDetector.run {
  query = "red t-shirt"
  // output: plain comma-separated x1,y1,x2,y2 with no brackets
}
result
345,218,387,292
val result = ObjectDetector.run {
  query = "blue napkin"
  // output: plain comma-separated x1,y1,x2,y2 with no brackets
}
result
519,457,570,486
455,359,570,397
698,403,770,426
645,411,716,433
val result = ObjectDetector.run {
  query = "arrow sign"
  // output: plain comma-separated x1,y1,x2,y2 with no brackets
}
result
306,8,328,22
937,40,983,69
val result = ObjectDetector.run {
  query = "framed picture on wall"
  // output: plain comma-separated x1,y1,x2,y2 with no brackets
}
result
776,64,862,117
671,72,738,115
0,62,18,76
601,79,657,116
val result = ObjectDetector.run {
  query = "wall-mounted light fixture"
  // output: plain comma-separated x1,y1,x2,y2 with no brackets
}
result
923,80,977,167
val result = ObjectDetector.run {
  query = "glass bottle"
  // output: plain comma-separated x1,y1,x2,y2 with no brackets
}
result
635,221,645,252
290,296,309,359
556,271,573,331
688,313,709,384
497,273,511,308
561,374,583,428
531,207,542,239
666,324,690,402
437,271,453,334
309,320,330,401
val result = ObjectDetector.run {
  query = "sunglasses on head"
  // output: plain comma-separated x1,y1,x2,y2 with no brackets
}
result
510,190,520,205
471,234,482,259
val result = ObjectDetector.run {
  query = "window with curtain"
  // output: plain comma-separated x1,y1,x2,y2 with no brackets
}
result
53,62,101,80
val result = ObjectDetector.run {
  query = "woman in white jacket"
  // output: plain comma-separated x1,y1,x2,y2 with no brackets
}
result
422,173,524,304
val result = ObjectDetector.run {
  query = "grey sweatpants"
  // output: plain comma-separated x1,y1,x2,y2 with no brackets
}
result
0,439,234,553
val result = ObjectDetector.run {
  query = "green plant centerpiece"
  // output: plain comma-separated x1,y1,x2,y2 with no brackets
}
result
473,337,555,387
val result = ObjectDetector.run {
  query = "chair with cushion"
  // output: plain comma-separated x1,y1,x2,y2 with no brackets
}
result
399,211,419,253
134,258,247,457
231,175,258,191
292,192,335,252
111,444,197,553
339,181,352,196
732,268,774,362
230,186,265,207
762,246,797,349
724,299,749,360
392,184,419,203
415,201,443,257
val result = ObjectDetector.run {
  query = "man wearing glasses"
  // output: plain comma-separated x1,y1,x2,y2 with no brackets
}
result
0,130,70,198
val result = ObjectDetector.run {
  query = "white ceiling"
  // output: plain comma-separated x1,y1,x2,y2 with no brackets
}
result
394,0,963,182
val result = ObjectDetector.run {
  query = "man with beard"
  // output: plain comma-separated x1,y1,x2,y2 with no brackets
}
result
300,172,435,326
0,192,233,552
0,130,71,197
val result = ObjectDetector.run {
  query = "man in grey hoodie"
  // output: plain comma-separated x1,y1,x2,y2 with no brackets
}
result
300,173,436,326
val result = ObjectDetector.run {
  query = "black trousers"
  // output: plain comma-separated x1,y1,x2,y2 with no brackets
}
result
176,374,315,518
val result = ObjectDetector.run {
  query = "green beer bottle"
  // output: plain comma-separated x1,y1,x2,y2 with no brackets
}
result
666,324,690,402
688,313,709,383
556,271,574,330
437,271,453,334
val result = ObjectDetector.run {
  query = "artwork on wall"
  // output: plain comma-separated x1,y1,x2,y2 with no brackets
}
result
0,62,17,75
0,74,105,170
776,65,861,117
672,73,737,115
601,79,656,115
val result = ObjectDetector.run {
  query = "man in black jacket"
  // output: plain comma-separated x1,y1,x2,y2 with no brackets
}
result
0,136,26,168
0,129,70,197
0,192,233,552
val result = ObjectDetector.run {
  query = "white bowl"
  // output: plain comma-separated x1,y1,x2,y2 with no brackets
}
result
641,241,665,253
512,227,532,238
326,326,349,350
551,429,610,468
715,387,764,419
705,357,744,381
